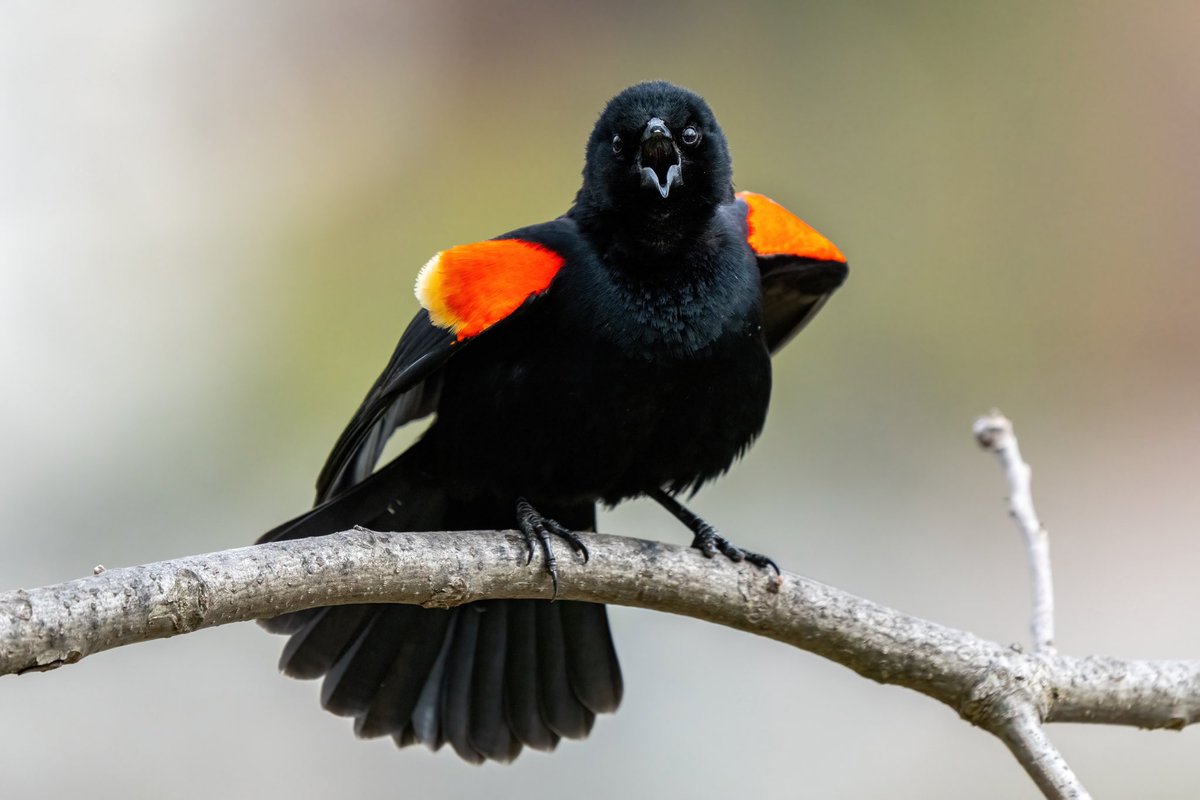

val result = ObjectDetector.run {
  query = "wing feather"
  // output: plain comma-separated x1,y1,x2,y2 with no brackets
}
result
315,310,455,502
315,228,573,503
734,192,849,354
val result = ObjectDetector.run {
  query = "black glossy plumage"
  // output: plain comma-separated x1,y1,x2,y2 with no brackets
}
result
258,81,846,763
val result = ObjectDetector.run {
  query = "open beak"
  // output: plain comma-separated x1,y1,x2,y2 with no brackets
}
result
637,117,683,199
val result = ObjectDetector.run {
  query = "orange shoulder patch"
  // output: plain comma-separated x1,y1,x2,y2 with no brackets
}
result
737,191,845,263
415,239,564,340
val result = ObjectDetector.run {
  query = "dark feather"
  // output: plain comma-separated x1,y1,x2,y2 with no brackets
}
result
393,723,418,748
440,606,484,763
758,255,848,353
535,601,594,739
258,607,320,636
354,609,452,738
278,605,374,680
410,610,458,752
469,602,522,762
321,605,415,717
504,600,559,751
315,310,455,502
560,600,623,714
257,437,444,548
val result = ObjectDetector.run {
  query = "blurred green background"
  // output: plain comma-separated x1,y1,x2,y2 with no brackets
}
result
3,2,1199,797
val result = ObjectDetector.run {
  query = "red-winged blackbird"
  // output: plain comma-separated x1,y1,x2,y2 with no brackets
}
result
258,81,847,763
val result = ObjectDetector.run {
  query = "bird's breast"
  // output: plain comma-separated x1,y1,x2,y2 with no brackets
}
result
431,269,771,505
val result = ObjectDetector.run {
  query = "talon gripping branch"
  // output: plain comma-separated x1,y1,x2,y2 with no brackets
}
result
258,81,848,763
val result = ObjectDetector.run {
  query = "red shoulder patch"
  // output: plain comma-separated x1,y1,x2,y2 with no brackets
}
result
415,239,564,340
738,191,845,263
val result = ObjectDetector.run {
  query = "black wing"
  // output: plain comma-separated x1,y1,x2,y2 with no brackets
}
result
312,219,583,503
729,193,848,354
314,309,456,502
758,255,848,353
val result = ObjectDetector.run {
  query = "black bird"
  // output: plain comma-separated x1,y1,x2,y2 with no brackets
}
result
258,80,847,763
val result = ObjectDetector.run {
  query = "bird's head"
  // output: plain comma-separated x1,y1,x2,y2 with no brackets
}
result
577,81,733,219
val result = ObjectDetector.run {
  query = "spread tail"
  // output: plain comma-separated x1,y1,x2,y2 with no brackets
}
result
258,442,622,762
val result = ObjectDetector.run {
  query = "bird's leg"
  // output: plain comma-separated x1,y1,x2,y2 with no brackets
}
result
515,498,590,597
648,488,779,574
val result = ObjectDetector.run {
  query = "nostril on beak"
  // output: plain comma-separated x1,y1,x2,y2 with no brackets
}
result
642,118,671,142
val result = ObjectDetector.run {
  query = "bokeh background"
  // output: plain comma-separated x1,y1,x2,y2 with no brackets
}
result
3,2,1199,797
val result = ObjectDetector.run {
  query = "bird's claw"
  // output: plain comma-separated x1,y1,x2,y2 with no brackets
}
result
516,498,590,598
691,524,779,575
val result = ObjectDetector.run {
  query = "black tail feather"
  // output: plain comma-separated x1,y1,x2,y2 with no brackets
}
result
322,606,414,717
260,607,320,636
441,605,484,763
410,610,456,751
393,722,418,748
279,605,373,680
353,609,452,739
259,442,622,763
505,600,560,751
535,600,595,739
561,600,624,714
469,602,522,762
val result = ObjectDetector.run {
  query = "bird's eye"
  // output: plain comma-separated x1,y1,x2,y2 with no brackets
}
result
681,126,701,146
611,134,623,155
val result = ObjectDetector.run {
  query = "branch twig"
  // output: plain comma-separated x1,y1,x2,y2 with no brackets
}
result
990,702,1091,800
973,411,1082,797
975,411,1056,654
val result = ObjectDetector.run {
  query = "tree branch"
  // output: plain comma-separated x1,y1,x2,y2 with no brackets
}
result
975,411,1056,653
990,701,1091,800
2,529,1198,734
973,410,1080,796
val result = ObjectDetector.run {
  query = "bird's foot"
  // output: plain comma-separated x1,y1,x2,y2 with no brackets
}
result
516,498,589,597
690,522,779,573
649,488,779,574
